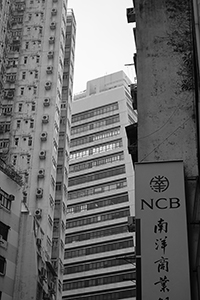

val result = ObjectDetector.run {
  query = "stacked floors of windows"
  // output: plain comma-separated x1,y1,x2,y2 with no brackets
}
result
63,192,136,299
64,146,135,297
63,188,136,300
63,78,136,299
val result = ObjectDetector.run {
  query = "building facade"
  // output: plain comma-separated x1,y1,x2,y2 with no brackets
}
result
0,158,23,300
0,1,75,299
127,0,200,299
62,71,137,300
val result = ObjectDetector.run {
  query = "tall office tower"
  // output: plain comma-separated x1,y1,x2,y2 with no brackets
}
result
62,71,137,300
0,1,76,300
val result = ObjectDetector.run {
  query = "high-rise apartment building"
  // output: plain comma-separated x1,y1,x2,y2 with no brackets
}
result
0,1,76,299
0,159,23,300
62,71,137,300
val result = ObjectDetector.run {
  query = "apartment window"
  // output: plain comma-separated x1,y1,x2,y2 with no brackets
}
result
25,42,29,49
14,137,19,146
64,255,131,275
0,256,6,276
72,102,119,123
35,71,38,79
70,139,123,161
13,155,17,165
0,122,10,132
62,288,135,300
68,179,127,200
18,103,23,112
65,224,128,244
31,102,35,111
22,72,26,79
0,222,10,241
27,154,31,164
0,189,12,211
66,208,130,229
53,218,59,232
36,56,40,63
56,182,62,191
71,114,120,135
1,105,12,115
70,127,120,148
30,120,34,128
28,137,32,146
69,152,124,173
69,165,126,187
16,120,21,128
63,270,134,291
20,87,24,95
58,148,64,157
0,139,9,149
57,165,63,173
67,193,128,215
33,87,37,95
64,237,133,259
24,56,27,64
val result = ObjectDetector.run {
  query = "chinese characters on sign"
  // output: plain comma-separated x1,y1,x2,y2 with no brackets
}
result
154,218,170,299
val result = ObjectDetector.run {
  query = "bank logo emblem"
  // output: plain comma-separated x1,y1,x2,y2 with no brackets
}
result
150,175,169,193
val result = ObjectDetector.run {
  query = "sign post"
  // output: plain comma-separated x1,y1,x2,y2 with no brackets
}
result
135,161,191,300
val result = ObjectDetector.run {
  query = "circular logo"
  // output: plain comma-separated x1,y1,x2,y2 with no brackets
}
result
150,175,169,193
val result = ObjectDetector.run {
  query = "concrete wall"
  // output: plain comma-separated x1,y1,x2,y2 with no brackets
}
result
136,0,198,176
135,0,199,298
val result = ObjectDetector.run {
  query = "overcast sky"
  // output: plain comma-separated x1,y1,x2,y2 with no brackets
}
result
67,0,136,94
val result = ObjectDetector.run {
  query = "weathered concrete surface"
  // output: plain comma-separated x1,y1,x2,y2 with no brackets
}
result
136,0,198,177
135,0,200,298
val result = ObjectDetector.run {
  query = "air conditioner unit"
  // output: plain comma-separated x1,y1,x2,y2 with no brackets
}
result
42,115,49,123
43,98,50,106
0,149,6,154
40,132,47,141
49,36,55,44
38,169,45,178
45,81,52,90
35,208,42,218
47,51,54,59
13,37,20,42
51,8,57,15
46,66,53,74
8,194,15,201
6,91,14,99
39,150,46,159
50,22,56,29
36,188,43,198
0,235,7,249
36,238,42,247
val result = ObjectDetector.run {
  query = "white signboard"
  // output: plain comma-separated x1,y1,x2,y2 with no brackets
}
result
135,161,191,300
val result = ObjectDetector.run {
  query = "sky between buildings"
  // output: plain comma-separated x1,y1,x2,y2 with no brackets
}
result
67,0,136,94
